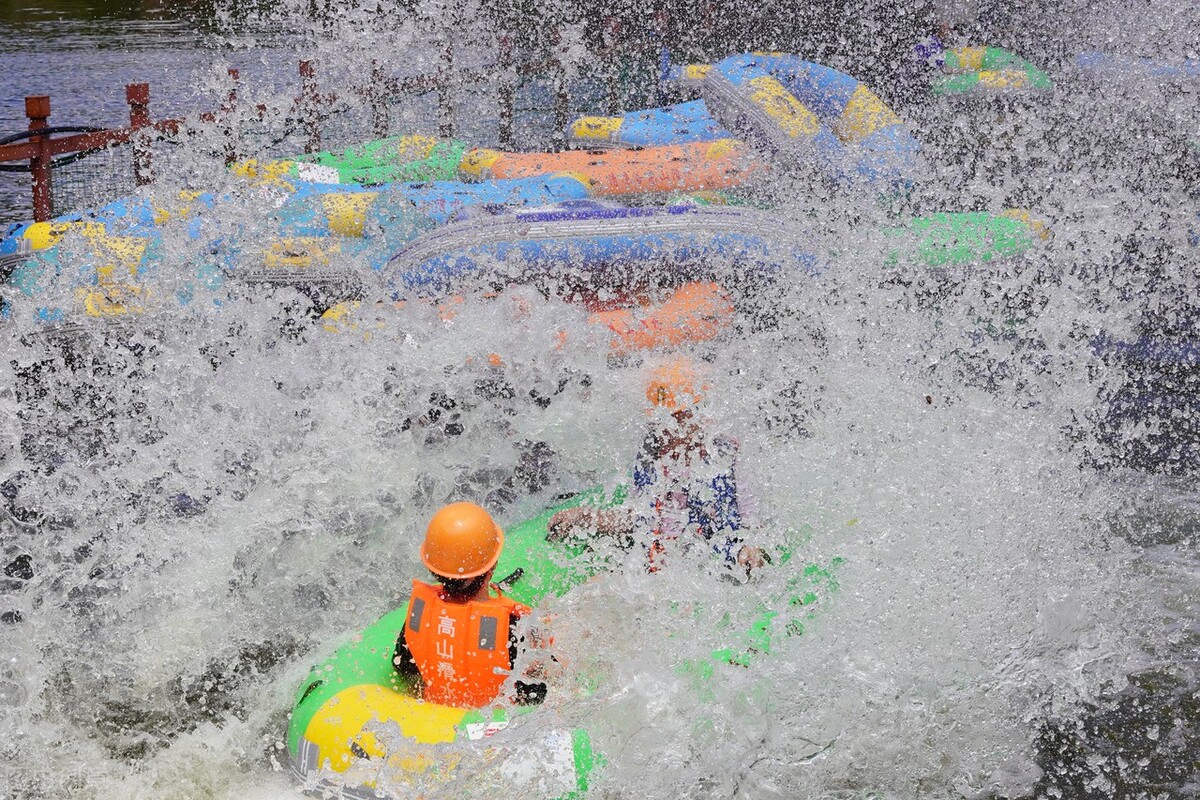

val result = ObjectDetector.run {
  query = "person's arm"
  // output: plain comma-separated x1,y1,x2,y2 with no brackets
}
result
546,505,634,542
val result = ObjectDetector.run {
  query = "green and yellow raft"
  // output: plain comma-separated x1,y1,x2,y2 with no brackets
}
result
237,135,468,186
934,46,1053,96
286,488,841,798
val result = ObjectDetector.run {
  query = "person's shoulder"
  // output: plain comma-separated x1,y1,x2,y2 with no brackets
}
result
507,598,534,617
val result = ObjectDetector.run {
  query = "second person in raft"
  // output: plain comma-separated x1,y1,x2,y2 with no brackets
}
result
547,356,768,574
393,502,551,708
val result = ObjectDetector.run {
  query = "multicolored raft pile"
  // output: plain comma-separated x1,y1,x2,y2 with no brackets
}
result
0,48,1051,334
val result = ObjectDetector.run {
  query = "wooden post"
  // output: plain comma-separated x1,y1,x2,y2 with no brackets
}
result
605,62,620,117
438,39,454,139
26,96,52,222
126,83,152,185
652,8,671,107
551,27,569,150
300,60,321,153
602,16,621,116
497,32,515,149
224,68,240,166
370,60,388,139
553,82,570,151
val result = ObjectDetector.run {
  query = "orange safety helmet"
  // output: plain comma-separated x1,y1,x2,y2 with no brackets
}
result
420,502,505,579
645,356,707,410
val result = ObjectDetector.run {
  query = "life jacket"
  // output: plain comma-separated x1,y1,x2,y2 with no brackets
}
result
404,579,532,709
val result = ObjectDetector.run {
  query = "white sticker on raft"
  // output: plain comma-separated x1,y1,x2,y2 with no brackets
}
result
253,184,292,209
295,163,343,184
465,719,510,740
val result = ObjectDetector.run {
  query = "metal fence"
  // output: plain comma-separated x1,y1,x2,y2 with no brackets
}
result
0,33,664,224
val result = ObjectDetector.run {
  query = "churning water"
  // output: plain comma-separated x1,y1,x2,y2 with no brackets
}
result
0,1,1197,798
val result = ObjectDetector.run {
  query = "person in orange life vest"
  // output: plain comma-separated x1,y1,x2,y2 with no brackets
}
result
393,502,549,707
546,357,768,574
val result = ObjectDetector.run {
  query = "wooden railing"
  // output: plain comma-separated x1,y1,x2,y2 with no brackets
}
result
0,70,242,222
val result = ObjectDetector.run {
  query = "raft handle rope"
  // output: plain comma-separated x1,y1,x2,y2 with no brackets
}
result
297,679,325,706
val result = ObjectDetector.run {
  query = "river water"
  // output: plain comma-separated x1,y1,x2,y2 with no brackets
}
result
0,1,1198,799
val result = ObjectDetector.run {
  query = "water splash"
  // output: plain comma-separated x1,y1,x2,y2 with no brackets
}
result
1,1,1197,798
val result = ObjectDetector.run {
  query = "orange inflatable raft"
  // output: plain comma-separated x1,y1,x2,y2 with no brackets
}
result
321,281,735,355
588,281,735,354
459,140,767,197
